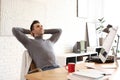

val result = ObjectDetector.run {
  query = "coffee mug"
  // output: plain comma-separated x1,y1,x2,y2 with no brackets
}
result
65,62,75,73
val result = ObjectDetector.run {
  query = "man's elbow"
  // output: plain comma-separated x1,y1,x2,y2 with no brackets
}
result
12,27,20,36
58,28,62,34
12,27,17,34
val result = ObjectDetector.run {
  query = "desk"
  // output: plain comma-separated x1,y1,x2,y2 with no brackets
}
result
25,61,120,80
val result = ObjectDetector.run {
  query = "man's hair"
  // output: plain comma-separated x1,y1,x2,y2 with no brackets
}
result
30,20,40,31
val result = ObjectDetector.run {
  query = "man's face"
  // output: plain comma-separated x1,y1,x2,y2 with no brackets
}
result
32,23,44,36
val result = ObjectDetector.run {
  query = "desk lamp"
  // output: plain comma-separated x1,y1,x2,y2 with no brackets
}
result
103,24,113,33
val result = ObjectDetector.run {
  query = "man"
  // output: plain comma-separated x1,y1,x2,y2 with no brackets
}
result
12,20,62,71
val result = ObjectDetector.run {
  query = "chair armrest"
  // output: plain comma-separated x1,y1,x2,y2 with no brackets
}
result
28,68,42,74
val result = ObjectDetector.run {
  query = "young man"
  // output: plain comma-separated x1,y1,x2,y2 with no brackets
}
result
12,20,62,71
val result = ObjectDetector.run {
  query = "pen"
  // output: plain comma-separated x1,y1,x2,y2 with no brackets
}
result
102,73,111,76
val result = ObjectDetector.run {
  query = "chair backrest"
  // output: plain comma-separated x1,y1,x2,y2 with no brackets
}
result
21,50,32,80
29,60,37,72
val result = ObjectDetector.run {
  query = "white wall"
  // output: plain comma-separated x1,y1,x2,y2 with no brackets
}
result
0,0,47,35
0,36,26,80
104,0,120,33
104,0,120,27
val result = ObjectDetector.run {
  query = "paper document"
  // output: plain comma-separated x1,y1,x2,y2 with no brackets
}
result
101,65,117,69
71,69,104,79
85,63,96,69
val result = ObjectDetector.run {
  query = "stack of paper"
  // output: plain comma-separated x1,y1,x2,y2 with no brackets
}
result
67,69,105,80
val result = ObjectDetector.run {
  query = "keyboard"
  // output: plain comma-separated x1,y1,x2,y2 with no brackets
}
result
73,69,104,79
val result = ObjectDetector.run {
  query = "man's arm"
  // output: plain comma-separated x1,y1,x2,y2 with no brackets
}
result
12,27,31,46
44,29,62,43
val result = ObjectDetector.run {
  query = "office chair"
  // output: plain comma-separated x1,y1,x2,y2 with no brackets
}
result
22,50,42,74
21,50,42,80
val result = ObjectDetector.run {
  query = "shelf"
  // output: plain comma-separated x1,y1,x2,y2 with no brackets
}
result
56,52,98,66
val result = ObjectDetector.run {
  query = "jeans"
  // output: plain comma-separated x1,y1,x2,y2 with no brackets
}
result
42,65,60,71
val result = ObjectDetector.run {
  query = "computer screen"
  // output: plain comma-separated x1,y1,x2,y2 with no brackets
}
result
99,27,118,63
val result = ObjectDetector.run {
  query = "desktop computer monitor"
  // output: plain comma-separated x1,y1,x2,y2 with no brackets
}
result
99,27,118,63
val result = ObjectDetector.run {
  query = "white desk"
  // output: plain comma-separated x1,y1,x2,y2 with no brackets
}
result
25,61,120,80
